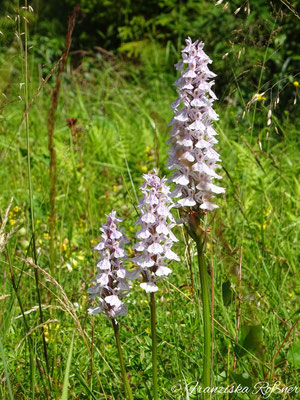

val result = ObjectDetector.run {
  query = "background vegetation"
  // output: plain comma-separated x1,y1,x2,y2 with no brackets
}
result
0,0,299,399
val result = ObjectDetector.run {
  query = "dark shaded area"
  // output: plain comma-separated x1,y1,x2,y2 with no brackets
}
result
1,0,299,108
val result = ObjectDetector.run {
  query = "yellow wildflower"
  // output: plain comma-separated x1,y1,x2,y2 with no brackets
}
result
9,219,15,226
77,253,85,261
141,165,147,172
145,146,150,153
43,325,49,342
256,94,266,102
113,185,117,192
64,249,70,258
13,206,19,213
55,323,60,331
70,258,78,268
293,81,299,87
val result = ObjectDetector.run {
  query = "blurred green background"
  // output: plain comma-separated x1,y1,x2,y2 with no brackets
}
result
1,0,300,107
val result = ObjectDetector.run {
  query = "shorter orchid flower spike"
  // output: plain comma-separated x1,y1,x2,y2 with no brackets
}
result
133,171,179,293
88,211,138,320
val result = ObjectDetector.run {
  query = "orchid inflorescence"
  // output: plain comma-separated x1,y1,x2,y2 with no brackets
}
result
133,172,179,293
88,171,180,316
88,211,138,319
168,37,225,212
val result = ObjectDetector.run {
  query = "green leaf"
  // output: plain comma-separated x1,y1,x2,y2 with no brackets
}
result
73,371,98,400
222,279,233,306
237,324,264,360
118,40,150,58
232,372,252,388
287,341,300,368
61,331,75,400
0,337,14,400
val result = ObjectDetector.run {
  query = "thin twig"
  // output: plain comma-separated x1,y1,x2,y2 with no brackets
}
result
256,321,298,399
48,4,79,270
18,257,111,392
94,46,114,57
15,319,59,350
1,55,65,162
6,244,49,396
24,0,50,385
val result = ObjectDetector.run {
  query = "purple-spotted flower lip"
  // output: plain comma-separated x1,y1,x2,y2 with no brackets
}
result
88,210,138,319
167,37,225,212
133,171,179,293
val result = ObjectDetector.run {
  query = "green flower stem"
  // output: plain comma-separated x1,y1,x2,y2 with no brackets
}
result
150,292,158,400
196,240,211,393
112,319,133,400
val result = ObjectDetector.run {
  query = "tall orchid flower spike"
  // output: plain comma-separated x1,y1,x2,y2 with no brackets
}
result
167,38,225,395
87,211,134,400
134,171,179,400
168,37,225,214
134,171,180,293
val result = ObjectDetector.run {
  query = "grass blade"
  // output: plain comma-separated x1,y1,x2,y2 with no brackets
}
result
61,331,75,400
73,371,98,400
0,336,15,400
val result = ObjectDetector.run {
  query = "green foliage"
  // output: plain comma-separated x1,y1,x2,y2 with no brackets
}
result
61,332,75,400
0,1,299,398
24,0,299,111
222,279,233,306
0,49,299,395
237,325,264,360
287,341,300,368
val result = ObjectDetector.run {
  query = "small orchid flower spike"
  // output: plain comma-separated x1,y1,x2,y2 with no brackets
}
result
88,211,136,319
168,37,225,212
134,171,180,293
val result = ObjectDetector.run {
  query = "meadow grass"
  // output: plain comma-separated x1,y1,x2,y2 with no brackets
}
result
0,34,299,400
